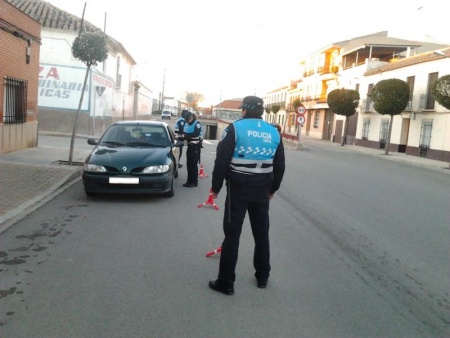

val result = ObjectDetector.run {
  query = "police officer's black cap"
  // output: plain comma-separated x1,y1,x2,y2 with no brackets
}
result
181,110,190,119
238,96,264,111
183,111,192,119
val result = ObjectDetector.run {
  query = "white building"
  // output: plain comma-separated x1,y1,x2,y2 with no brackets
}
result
356,48,450,161
265,31,450,162
10,0,153,135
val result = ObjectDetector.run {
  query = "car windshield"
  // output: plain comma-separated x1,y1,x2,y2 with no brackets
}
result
100,125,170,147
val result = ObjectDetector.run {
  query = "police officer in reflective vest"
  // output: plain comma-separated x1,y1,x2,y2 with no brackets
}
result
179,111,202,187
174,110,189,168
209,95,285,295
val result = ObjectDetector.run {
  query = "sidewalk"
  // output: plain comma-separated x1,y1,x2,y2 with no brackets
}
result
0,143,91,233
296,137,450,173
0,136,448,233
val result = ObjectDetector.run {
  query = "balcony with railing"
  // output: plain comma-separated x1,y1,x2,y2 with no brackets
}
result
419,93,436,111
362,98,375,113
316,94,327,103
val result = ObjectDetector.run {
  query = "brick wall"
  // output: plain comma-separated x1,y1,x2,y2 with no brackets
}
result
0,0,41,153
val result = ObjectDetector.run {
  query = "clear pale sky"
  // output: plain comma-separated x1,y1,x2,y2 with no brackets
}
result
46,0,449,106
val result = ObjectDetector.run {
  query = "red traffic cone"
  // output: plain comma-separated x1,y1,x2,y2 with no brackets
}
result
206,246,222,257
198,189,219,210
198,164,208,179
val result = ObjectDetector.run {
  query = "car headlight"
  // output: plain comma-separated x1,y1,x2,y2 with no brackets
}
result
84,163,107,172
143,165,170,174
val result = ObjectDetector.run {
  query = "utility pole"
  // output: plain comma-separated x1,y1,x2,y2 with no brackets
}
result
160,69,166,112
218,90,222,118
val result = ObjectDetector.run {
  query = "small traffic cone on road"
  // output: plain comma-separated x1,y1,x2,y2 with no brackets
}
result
205,246,222,257
198,164,208,179
198,189,219,210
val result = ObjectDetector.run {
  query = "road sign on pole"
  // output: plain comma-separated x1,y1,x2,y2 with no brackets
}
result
297,115,305,125
296,104,306,115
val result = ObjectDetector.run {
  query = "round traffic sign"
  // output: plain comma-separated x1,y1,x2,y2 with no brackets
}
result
297,115,305,125
296,105,306,115
186,94,194,103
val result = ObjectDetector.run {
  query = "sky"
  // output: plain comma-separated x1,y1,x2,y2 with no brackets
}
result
47,0,450,106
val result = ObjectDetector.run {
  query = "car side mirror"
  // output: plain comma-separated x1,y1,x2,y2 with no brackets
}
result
174,140,184,147
87,138,98,146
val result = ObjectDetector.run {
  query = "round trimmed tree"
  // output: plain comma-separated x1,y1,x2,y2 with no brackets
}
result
431,74,450,110
371,79,409,155
327,88,360,146
68,31,108,165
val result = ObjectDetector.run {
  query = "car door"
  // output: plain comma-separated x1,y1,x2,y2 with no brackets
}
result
166,126,179,166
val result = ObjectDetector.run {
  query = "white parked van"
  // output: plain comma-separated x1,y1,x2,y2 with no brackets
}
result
161,111,171,120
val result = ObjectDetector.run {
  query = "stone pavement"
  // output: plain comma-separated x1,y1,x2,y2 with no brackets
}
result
0,135,448,233
0,144,91,233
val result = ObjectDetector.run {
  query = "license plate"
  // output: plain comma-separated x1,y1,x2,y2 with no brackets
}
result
109,177,139,184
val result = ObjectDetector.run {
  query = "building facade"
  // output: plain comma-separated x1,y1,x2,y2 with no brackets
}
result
356,48,450,162
265,31,450,161
0,0,41,153
8,0,152,137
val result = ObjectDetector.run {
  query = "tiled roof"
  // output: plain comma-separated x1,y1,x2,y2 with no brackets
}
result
215,99,243,109
6,0,136,64
6,0,99,32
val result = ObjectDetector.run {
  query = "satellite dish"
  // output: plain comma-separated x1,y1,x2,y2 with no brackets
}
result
186,94,194,103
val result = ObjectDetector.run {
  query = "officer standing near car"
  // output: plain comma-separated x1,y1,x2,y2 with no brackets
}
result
208,95,285,295
178,111,202,187
174,110,189,168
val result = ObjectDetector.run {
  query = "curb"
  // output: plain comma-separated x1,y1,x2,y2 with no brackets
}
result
0,169,82,234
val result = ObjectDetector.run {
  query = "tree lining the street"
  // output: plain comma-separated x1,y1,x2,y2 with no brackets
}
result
370,78,409,155
327,88,360,146
68,30,108,165
431,74,450,110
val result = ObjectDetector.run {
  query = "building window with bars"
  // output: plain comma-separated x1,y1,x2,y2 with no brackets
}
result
419,119,433,157
362,118,370,140
379,119,389,149
3,77,28,124
425,72,438,110
313,111,320,128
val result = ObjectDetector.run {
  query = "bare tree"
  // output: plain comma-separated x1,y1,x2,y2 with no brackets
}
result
185,92,204,111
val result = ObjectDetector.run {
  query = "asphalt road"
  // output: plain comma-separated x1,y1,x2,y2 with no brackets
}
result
0,138,449,337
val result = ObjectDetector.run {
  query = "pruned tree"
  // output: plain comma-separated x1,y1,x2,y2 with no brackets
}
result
292,98,302,110
69,30,108,165
327,88,360,146
431,74,450,110
371,79,410,155
431,74,450,169
185,92,204,111
271,104,281,114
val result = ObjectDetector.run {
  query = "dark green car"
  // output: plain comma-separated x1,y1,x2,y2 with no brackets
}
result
82,120,183,197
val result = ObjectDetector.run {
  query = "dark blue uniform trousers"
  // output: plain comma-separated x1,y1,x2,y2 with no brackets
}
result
186,143,200,184
218,182,271,285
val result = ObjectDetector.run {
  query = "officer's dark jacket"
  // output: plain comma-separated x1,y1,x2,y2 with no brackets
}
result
212,116,285,195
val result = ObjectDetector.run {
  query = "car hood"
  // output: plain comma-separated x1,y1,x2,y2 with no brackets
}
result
87,145,172,169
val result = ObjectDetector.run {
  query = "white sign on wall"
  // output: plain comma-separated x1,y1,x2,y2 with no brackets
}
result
38,64,90,111
91,70,114,117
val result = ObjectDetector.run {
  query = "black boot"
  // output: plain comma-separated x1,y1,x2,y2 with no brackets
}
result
208,280,234,295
